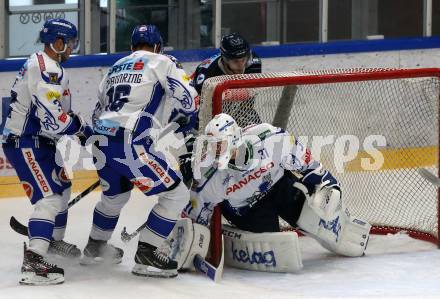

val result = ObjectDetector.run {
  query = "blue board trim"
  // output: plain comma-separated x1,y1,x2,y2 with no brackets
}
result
1,36,440,72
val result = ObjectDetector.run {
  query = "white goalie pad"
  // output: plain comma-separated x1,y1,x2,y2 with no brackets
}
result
222,225,303,273
162,218,211,271
297,201,371,257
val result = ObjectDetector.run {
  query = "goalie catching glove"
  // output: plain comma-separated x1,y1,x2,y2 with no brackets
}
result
294,166,342,221
293,167,371,257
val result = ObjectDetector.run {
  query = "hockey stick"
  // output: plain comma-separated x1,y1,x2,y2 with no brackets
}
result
418,168,440,187
121,221,147,243
272,85,297,130
10,180,100,236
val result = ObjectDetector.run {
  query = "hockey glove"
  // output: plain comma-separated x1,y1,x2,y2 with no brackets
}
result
169,108,198,136
70,113,94,146
294,166,342,221
179,153,193,187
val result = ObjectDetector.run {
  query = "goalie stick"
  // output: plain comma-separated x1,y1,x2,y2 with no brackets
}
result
10,180,100,236
193,235,224,283
418,168,440,187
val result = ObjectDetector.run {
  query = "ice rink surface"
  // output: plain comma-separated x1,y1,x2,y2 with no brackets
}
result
1,190,439,299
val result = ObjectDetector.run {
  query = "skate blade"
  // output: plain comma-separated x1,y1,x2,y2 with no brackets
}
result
80,255,122,266
20,272,64,286
47,251,81,260
132,263,178,278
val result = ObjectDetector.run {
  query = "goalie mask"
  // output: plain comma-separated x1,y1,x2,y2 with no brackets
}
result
195,113,242,170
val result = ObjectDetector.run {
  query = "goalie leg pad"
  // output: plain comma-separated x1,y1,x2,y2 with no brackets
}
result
161,218,211,271
222,225,303,273
297,202,371,257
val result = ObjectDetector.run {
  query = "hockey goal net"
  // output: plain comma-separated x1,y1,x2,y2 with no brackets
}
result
198,68,440,266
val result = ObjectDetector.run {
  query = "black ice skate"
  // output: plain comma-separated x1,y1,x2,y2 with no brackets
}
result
48,240,81,259
80,237,124,265
132,242,178,278
20,243,64,286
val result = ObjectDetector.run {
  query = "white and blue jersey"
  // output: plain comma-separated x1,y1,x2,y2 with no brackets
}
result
93,50,199,139
1,51,79,244
184,123,339,225
2,51,80,139
1,52,79,203
89,51,198,241
92,50,198,197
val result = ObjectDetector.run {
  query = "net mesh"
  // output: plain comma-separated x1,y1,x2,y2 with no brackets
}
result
199,69,439,242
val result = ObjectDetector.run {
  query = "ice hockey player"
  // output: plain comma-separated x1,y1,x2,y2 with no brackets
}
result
1,18,93,285
180,113,371,272
82,24,198,278
191,33,262,126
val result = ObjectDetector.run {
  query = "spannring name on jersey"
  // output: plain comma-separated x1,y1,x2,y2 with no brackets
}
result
106,73,142,88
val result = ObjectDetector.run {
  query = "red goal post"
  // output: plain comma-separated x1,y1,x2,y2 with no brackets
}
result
198,68,440,266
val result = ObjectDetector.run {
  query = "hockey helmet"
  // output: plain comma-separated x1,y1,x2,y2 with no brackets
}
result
39,18,78,50
201,113,243,168
131,24,163,53
220,33,250,60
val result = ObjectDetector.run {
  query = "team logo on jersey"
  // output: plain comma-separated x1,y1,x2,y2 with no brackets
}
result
258,173,272,193
48,72,59,84
21,181,34,199
222,174,234,186
58,168,70,183
34,97,60,131
132,177,154,193
167,76,193,109
196,73,205,85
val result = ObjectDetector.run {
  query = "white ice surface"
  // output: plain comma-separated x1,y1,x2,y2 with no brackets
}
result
1,190,440,299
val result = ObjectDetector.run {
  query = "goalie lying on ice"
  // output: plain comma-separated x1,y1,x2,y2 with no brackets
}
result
176,113,371,273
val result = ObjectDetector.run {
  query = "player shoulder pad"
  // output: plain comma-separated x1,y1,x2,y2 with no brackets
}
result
29,53,63,85
243,123,279,141
163,54,183,69
198,54,220,70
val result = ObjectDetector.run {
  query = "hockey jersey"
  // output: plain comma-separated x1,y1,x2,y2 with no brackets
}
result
2,51,80,139
184,123,322,225
191,51,262,94
93,50,199,138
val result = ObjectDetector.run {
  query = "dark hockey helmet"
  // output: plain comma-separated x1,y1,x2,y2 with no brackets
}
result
131,24,163,53
220,33,250,60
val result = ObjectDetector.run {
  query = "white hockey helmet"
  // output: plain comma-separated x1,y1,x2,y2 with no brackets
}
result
202,113,242,168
